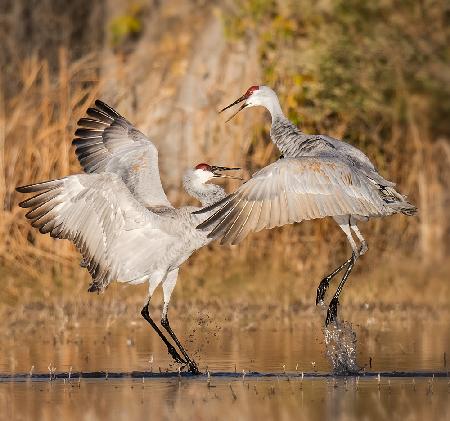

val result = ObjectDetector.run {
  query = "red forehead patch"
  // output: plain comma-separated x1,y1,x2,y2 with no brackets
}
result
245,85,259,97
195,163,211,171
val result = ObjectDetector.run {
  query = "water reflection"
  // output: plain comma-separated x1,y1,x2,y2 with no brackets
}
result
1,310,448,375
1,377,449,421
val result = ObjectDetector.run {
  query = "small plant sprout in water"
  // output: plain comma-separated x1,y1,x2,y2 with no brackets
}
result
48,363,56,381
29,365,34,377
68,366,72,381
242,370,246,382
377,373,381,389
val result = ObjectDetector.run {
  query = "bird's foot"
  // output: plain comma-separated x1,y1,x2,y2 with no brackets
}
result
325,297,339,326
186,360,200,375
316,278,330,305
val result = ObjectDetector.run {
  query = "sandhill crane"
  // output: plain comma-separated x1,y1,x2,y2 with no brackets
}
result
196,85,416,325
16,100,240,374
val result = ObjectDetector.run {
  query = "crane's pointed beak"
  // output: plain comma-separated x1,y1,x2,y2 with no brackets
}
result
219,93,250,123
224,103,248,123
211,166,242,180
219,95,246,113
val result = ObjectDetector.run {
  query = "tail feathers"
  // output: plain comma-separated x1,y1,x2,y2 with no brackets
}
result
392,201,417,216
381,186,417,216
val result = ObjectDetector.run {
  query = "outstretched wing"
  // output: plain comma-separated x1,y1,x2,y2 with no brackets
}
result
73,100,172,209
17,173,165,291
196,158,390,245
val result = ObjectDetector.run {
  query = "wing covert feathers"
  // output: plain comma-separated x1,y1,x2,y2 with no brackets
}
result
16,173,153,292
197,158,414,246
73,100,172,208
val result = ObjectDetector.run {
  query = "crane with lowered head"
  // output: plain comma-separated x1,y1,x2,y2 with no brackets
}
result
17,100,241,374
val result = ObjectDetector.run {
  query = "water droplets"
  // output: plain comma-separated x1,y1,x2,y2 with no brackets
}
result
324,320,360,375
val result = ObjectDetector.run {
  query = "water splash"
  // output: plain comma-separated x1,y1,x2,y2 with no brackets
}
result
324,320,360,375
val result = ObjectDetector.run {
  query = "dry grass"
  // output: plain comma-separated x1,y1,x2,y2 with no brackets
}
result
1,49,449,311
1,0,449,316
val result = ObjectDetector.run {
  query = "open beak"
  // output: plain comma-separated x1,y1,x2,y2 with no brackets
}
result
219,94,248,122
211,166,242,180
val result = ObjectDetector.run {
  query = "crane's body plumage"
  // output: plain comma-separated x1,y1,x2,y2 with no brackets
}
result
17,100,237,373
197,85,416,325
199,86,415,246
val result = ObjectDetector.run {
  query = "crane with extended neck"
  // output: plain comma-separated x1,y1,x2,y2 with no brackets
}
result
196,85,416,325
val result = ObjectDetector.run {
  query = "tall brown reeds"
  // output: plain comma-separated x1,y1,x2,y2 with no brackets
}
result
1,0,449,308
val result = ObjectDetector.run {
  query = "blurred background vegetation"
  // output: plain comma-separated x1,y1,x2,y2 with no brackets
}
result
0,0,449,316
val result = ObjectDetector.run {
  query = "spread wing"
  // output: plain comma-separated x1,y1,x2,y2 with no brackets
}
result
196,158,389,245
17,173,166,291
72,100,172,209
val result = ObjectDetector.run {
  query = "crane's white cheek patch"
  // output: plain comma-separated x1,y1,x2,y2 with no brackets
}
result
194,169,214,184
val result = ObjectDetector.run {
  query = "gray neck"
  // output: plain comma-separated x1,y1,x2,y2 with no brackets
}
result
270,114,308,157
183,178,227,207
257,91,308,157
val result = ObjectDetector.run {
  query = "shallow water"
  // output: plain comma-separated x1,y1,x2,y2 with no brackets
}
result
1,314,448,374
1,308,449,420
2,376,449,421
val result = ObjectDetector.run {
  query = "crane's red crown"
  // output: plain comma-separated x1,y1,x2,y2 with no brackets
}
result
195,163,211,171
245,85,259,97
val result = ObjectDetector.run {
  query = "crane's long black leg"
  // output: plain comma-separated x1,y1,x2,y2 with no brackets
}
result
316,256,353,305
325,252,357,326
161,316,200,375
141,302,187,365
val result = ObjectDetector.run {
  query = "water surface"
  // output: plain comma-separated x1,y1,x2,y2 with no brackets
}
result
1,307,448,420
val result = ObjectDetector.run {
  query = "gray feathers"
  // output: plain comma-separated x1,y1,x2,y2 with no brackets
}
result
18,100,229,294
196,91,416,245
198,158,399,245
73,100,172,209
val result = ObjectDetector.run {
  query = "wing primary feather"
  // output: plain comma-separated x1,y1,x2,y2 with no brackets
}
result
196,194,237,229
77,118,109,129
206,195,246,239
220,200,250,245
94,100,122,118
18,188,61,208
16,180,62,194
86,107,114,123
